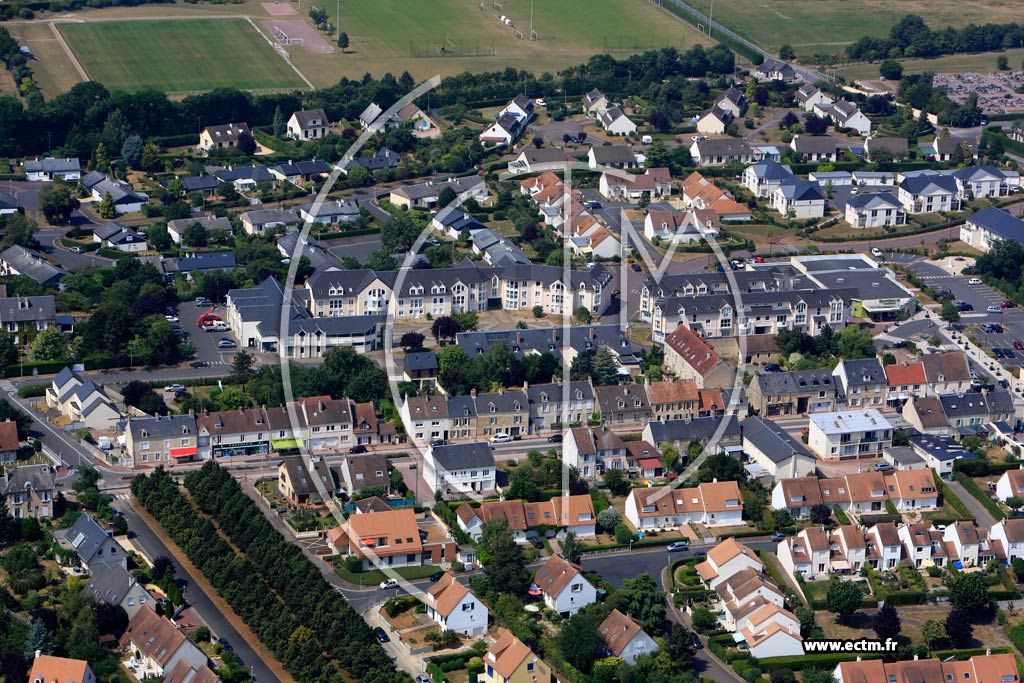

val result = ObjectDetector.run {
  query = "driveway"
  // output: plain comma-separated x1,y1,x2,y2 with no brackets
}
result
946,479,997,527
37,224,115,270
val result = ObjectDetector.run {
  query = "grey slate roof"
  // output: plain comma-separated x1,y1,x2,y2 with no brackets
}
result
457,325,642,364
434,206,486,232
163,252,237,274
646,415,740,443
899,174,958,195
809,271,912,301
300,199,359,220
291,108,328,130
127,415,197,441
0,246,67,284
0,295,55,323
447,395,477,418
777,179,824,201
846,192,902,210
272,159,331,177
25,157,79,174
938,389,1015,419
841,358,886,386
792,135,838,154
747,159,795,181
242,209,300,228
884,446,925,467
403,351,438,373
475,390,529,413
589,145,635,165
910,433,971,463
2,464,55,495
176,175,219,193
62,513,113,564
741,416,813,463
348,147,401,172
86,562,137,606
391,175,486,202
0,191,16,211
657,288,855,317
756,369,835,396
166,215,232,237
967,207,1024,242
430,442,495,470
213,165,274,183
525,382,594,404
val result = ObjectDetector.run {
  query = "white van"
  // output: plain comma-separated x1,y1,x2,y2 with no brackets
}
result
204,321,229,332
641,135,653,144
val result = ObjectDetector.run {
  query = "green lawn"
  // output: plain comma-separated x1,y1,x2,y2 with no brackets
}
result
838,47,1024,81
58,19,306,93
334,564,440,585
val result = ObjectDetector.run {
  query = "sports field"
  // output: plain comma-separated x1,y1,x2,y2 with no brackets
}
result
674,0,1024,55
57,18,308,93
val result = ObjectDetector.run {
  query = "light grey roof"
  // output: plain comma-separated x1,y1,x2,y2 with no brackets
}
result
2,464,55,495
359,102,384,125
300,199,360,219
0,246,67,284
756,369,835,396
657,287,855,317
646,415,740,443
166,215,232,236
25,157,80,173
0,191,16,210
94,223,145,246
83,174,146,204
430,442,495,470
692,137,754,157
391,175,486,202
809,271,912,301
589,145,634,165
0,295,55,323
884,446,924,467
86,562,138,606
241,208,300,227
791,135,838,154
127,415,197,441
291,108,328,129
741,416,813,463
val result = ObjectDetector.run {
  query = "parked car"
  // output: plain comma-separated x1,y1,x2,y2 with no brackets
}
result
631,263,642,272
547,434,563,443
374,627,390,643
429,571,444,582
770,532,787,542
1003,300,1018,308
991,323,1004,333
666,542,689,553
69,246,82,253
955,301,974,311
528,536,544,549
935,289,954,301
994,348,1006,358
190,360,210,368
873,462,894,472
217,339,237,348
871,247,882,258
195,297,212,306
968,278,983,285
987,305,1002,314
763,364,781,373
981,324,994,333
429,438,446,447
165,315,179,323
349,444,368,454
218,638,233,651
164,384,185,393
379,579,399,590
416,677,431,683
692,633,704,650
490,433,511,444
1013,340,1024,350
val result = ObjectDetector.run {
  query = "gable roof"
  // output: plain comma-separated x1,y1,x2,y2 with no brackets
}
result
0,245,68,284
967,207,1024,242
291,108,329,129
900,174,958,195
920,352,971,384
599,609,646,656
2,463,55,495
28,655,91,683
664,325,724,377
742,416,813,464
427,572,473,616
430,442,495,470
61,513,113,564
121,607,190,667
885,362,926,387
486,633,535,679
534,554,589,597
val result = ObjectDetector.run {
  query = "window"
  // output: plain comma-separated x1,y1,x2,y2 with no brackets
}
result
462,602,474,611
571,583,582,592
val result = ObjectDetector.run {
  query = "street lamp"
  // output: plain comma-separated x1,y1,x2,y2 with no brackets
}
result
628,538,635,552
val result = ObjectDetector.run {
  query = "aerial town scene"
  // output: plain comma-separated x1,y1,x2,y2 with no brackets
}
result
4,1,1024,683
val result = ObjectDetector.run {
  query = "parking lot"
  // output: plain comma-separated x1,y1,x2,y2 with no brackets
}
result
904,259,1024,373
175,301,241,368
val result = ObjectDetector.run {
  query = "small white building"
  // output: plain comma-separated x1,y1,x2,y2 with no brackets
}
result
533,554,597,617
772,179,825,219
599,609,659,665
696,538,763,589
996,467,1024,503
425,573,488,637
287,108,330,140
807,410,893,460
25,157,80,182
989,519,1024,563
423,442,496,497
598,106,638,136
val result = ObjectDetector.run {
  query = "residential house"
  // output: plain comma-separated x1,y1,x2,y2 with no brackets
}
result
646,378,701,422
819,100,871,136
887,469,939,511
990,518,1024,562
199,122,251,152
643,415,742,451
741,610,804,659
833,358,887,409
807,409,893,459
173,174,219,196
810,170,853,187
124,414,198,467
401,394,451,443
597,106,637,135
473,389,530,439
588,145,639,169
865,522,903,570
953,166,1011,199
795,84,832,112
403,352,438,391
772,179,825,219
533,554,597,616
329,508,425,569
86,563,152,618
92,223,147,252
0,246,67,286
910,433,971,478
287,108,330,140
934,135,979,162
960,206,1024,253
689,137,760,166
58,513,125,571
845,192,906,229
864,136,909,162
389,175,488,210
747,369,839,416
1,464,54,519
882,446,927,471
277,455,336,506
624,481,744,530
448,395,478,441
562,427,627,480
0,191,16,215
627,441,664,478
46,367,120,430
741,416,817,480
743,159,795,198
770,477,828,518
196,407,271,459
599,168,671,200
526,382,595,433
121,607,209,678
0,295,55,345
715,87,749,117
898,175,960,214
943,521,991,568
425,573,488,636
583,88,610,116
270,159,332,185
28,654,95,683
526,495,597,538
337,453,390,497
834,653,1018,683
696,538,764,589
80,172,148,214
939,388,1015,435
715,567,785,632
643,208,719,243
663,324,736,389
352,401,395,445
594,384,651,429
213,164,275,190
482,633,550,683
344,147,401,174
479,96,534,146
507,148,573,175
24,157,80,182
920,351,973,395
884,362,926,408
456,500,529,544
432,206,487,239
599,609,659,665
790,135,839,162
696,106,734,135
996,467,1024,503
754,59,799,83
424,442,496,496
899,522,950,568
298,199,360,225
166,215,232,245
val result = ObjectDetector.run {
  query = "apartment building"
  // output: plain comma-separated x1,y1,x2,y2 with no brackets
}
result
124,415,198,467
662,325,736,389
807,410,893,459
833,358,887,409
747,368,838,416
624,481,744,530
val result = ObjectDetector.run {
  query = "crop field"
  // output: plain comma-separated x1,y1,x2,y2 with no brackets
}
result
673,0,1024,56
57,18,307,93
837,48,1024,82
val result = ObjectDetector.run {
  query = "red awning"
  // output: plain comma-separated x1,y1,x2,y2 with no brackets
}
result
170,447,198,458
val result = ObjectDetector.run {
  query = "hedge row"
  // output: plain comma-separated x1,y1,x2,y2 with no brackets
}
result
953,471,1004,520
954,459,1021,478
882,590,927,605
150,134,200,148
932,646,1013,660
756,652,884,671
655,1,763,64
3,355,135,378
935,472,976,521
16,383,48,398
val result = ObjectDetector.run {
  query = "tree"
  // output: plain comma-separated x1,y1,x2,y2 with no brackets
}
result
0,212,38,250
507,466,541,502
948,572,988,612
998,55,1010,71
37,183,80,225
31,328,70,361
591,346,619,386
431,316,460,343
603,468,629,496
802,669,837,683
337,31,349,50
826,576,863,622
596,506,620,531
437,186,457,208
872,603,901,640
559,608,604,673
691,607,718,632
618,573,665,632
809,503,833,525
23,620,55,659
614,523,633,545
879,59,904,80
364,247,397,271
836,324,875,359
381,212,422,252
236,130,256,156
921,618,946,648
230,351,256,389
573,306,592,325
98,191,116,219
942,607,973,647
481,520,530,597
562,532,582,564
121,134,144,168
272,106,285,137
183,222,208,248
151,555,173,582
140,142,162,172
400,332,425,351
665,625,697,669
660,443,680,472
697,452,746,483
940,299,961,324
779,44,796,60
804,113,828,136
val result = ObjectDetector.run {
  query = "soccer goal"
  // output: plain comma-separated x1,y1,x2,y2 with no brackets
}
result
272,25,303,45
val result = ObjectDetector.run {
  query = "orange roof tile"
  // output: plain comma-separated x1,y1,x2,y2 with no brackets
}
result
599,609,645,656
664,325,724,377
427,572,472,617
28,655,90,683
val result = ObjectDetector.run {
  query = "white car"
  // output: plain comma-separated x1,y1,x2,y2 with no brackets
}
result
69,246,82,253
968,278,983,285
489,433,511,444
871,248,882,258
165,315,179,323
379,579,399,590
987,305,1002,314
164,384,185,393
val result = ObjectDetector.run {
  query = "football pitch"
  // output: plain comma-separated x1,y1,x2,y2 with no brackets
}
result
58,18,308,93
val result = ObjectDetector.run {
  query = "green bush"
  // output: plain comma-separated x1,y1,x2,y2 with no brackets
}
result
883,591,926,605
931,646,1012,660
17,383,48,398
756,652,884,671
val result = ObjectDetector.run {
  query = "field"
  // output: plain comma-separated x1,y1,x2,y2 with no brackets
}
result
57,18,308,93
673,0,1024,56
837,47,1024,81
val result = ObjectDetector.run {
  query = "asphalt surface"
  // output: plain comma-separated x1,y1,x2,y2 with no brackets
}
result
112,498,278,683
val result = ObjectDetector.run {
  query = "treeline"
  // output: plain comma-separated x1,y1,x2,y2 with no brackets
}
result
132,464,410,683
0,43,737,158
0,0,228,21
846,14,1024,61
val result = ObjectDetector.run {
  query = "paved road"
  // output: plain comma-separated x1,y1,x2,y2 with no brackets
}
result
4,382,96,470
38,223,115,270
112,498,278,683
946,479,997,528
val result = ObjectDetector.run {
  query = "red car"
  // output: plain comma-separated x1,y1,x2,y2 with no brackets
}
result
1003,300,1018,309
1014,340,1024,351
